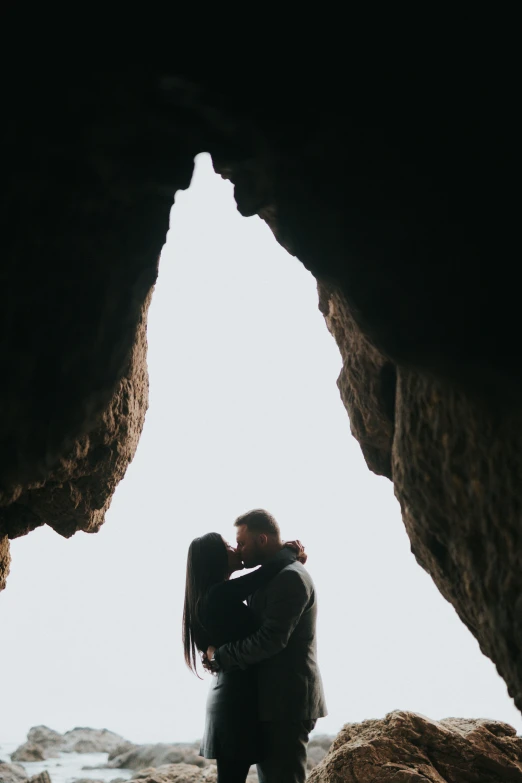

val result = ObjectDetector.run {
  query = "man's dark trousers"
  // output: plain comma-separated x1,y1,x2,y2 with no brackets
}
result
257,719,316,783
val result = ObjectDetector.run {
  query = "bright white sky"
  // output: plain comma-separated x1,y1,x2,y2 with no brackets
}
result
1,154,520,745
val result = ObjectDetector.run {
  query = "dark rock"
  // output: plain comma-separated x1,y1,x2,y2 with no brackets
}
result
113,745,206,771
10,744,46,763
308,710,522,782
319,283,394,479
0,762,28,783
391,374,522,712
1,48,521,722
12,726,132,760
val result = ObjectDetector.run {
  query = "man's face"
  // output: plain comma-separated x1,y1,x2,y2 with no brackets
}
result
235,524,264,568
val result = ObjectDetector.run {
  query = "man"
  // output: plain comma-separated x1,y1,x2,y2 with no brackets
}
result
207,509,327,782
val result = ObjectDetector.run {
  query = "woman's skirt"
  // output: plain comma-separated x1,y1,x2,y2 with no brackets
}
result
199,667,262,762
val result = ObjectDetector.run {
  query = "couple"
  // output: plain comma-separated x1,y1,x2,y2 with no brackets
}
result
183,509,327,783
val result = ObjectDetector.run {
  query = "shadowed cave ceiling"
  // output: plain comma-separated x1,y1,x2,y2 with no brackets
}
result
1,56,521,720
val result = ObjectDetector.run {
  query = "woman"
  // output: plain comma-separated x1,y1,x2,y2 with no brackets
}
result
182,532,304,782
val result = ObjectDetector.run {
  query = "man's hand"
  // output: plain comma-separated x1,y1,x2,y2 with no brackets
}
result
284,539,307,564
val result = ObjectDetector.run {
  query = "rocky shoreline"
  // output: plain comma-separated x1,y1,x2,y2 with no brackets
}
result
1,726,333,783
4,714,522,782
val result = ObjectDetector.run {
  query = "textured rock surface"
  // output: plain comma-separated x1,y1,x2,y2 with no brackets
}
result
130,764,258,783
392,375,522,712
26,728,62,749
110,745,207,771
61,728,130,755
12,727,130,760
129,767,215,783
10,745,46,763
0,293,151,540
308,711,522,782
0,535,10,591
27,774,51,783
0,763,27,783
1,46,521,719
108,744,138,762
319,284,395,479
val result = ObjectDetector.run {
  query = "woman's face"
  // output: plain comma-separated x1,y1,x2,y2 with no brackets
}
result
224,539,243,573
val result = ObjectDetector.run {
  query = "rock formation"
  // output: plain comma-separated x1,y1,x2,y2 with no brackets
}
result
26,728,62,750
0,535,10,591
129,766,216,783
11,727,130,760
10,746,46,764
0,764,50,783
108,744,208,771
308,710,522,782
0,762,28,783
1,40,521,716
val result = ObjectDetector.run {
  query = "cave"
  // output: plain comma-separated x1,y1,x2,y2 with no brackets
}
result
2,48,521,758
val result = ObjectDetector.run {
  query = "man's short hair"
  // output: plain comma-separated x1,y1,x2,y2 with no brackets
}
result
234,509,281,537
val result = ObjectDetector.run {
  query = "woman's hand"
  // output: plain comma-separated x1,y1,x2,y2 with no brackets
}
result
202,646,217,674
284,539,307,564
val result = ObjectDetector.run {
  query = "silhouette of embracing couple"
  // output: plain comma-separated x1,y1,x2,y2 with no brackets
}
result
183,509,327,782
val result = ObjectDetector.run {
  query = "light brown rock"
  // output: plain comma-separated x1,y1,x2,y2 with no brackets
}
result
10,744,46,763
62,728,131,754
28,773,51,783
0,535,10,591
0,762,27,783
392,373,522,711
26,727,63,749
308,710,522,782
0,294,151,542
319,283,395,479
2,59,521,723
129,765,213,783
112,744,206,771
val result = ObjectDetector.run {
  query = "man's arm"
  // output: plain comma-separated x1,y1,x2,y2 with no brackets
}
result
210,548,297,604
215,567,311,671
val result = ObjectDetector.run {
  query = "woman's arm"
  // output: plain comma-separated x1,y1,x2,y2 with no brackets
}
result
211,548,297,604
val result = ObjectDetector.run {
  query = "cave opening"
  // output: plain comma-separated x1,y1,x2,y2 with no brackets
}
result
1,155,520,765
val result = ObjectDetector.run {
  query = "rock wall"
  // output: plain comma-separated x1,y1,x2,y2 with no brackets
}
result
1,45,521,717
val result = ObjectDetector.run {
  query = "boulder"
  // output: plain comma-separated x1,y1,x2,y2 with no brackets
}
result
130,765,256,783
308,710,522,782
111,745,207,771
62,728,130,754
0,535,10,591
10,744,46,763
108,744,138,762
28,773,51,783
128,766,214,783
0,762,28,783
12,726,133,760
27,726,63,750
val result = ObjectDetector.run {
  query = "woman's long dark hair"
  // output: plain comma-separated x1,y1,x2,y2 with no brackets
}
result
183,532,229,675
